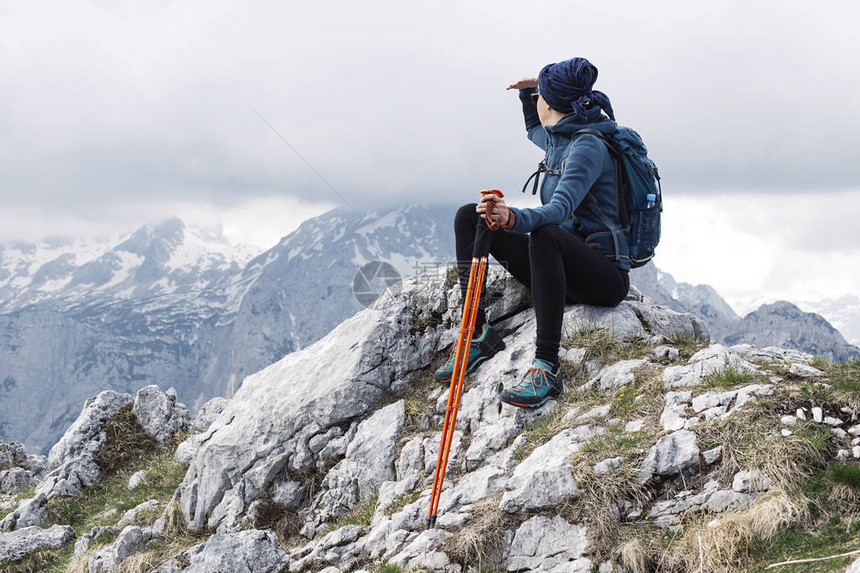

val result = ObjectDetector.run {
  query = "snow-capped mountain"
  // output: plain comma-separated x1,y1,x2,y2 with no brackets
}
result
630,265,860,362
0,218,260,312
0,205,456,454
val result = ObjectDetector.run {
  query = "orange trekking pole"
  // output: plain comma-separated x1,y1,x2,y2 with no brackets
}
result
426,190,502,529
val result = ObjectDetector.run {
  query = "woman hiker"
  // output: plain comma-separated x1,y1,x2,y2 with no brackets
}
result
434,57,631,408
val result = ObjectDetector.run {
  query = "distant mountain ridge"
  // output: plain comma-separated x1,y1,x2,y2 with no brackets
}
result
0,205,456,453
630,264,860,362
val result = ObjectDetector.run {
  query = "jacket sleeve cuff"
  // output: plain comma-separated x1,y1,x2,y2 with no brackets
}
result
502,208,516,230
503,207,524,233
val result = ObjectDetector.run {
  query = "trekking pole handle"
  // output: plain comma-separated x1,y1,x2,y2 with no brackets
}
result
480,189,505,230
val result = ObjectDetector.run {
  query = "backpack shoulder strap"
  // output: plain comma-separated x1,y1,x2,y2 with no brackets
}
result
572,129,629,227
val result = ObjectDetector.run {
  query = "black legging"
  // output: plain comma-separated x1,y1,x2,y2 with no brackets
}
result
454,203,630,364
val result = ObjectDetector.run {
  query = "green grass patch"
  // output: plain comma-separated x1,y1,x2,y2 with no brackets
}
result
668,331,709,358
701,364,760,388
577,430,646,458
45,444,188,534
328,492,379,531
793,423,836,455
826,462,860,489
740,469,860,572
384,491,420,517
827,359,860,393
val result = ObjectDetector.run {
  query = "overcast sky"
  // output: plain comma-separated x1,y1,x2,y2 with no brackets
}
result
1,0,858,312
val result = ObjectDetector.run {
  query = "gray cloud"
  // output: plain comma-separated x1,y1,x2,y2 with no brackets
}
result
1,0,858,232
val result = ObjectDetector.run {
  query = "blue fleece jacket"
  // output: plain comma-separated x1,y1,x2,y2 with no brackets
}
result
506,88,630,271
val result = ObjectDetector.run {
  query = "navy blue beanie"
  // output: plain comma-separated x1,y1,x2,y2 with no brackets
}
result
538,57,615,122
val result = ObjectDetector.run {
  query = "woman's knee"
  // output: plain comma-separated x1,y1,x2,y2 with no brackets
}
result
455,203,479,225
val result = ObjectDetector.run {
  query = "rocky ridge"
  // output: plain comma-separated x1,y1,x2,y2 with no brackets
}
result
0,204,455,454
630,264,860,362
2,268,859,572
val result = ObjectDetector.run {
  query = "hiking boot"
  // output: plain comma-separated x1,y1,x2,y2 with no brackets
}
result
434,323,506,384
499,359,562,408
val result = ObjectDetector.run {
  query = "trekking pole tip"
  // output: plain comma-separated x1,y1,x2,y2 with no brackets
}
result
425,516,436,530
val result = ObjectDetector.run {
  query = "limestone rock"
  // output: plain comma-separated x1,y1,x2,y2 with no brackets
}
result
586,359,650,390
178,276,449,533
132,385,191,446
0,524,75,563
648,481,753,527
640,430,699,481
128,470,147,490
662,345,757,388
155,529,289,572
652,345,680,361
387,528,452,571
190,397,230,432
303,401,405,535
847,556,860,573
732,470,771,493
789,363,824,378
117,500,159,529
87,525,153,573
729,344,813,364
500,425,603,513
0,494,47,531
506,515,591,572
0,467,35,494
702,446,723,465
660,391,692,431
593,456,624,477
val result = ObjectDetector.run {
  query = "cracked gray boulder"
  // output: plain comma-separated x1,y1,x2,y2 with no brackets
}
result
132,385,191,446
639,429,700,483
0,524,75,564
500,425,604,513
303,400,405,536
178,275,451,533
154,529,289,573
87,525,154,573
507,515,591,572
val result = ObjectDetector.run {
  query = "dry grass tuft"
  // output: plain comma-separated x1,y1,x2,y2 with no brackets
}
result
0,548,66,573
658,489,809,572
440,495,514,570
112,538,201,573
252,495,304,547
569,441,652,561
93,404,159,476
620,537,650,573
565,326,650,366
695,401,827,493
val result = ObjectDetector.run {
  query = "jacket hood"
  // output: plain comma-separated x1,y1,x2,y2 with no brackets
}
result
545,106,617,137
